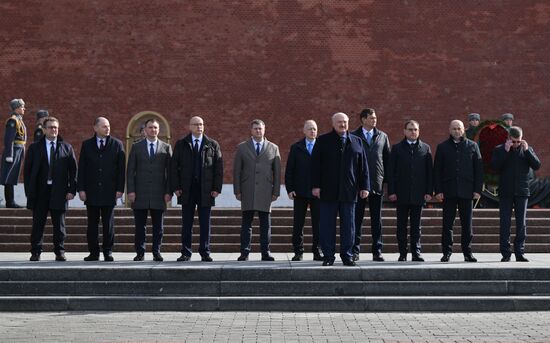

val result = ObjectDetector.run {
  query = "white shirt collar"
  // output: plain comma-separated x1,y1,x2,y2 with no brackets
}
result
192,135,203,145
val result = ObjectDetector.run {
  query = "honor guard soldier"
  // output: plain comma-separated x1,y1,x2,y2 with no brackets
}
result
33,110,49,142
1,99,27,208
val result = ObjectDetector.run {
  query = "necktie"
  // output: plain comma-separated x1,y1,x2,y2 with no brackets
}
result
194,139,200,154
307,142,313,155
256,142,261,156
366,131,372,145
149,142,155,159
340,136,346,151
48,141,55,181
99,139,104,150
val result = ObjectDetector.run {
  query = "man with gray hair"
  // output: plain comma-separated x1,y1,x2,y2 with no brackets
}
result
1,99,27,208
311,112,369,266
234,119,281,261
491,126,541,262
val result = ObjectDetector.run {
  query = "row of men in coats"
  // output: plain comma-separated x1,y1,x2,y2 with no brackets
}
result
1,98,541,264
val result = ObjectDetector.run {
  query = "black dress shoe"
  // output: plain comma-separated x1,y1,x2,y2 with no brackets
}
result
237,253,249,261
153,253,164,262
373,254,385,262
516,255,529,262
313,252,324,261
440,253,451,262
177,254,191,262
412,254,424,262
103,253,114,262
291,253,303,261
55,253,66,262
464,254,477,262
342,259,356,266
29,253,41,261
322,257,335,266
201,255,213,262
501,256,511,262
352,253,359,262
84,254,99,261
261,254,275,261
134,254,144,261
398,254,407,262
5,203,23,208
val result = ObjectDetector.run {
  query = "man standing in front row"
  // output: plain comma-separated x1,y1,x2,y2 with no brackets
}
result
491,126,541,262
78,117,126,262
351,108,390,262
24,117,77,261
311,112,369,267
233,119,281,262
171,116,223,262
1,99,27,208
388,120,433,262
127,119,172,262
434,120,483,263
285,120,323,261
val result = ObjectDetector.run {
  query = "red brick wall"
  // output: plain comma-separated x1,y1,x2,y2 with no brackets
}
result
1,0,549,182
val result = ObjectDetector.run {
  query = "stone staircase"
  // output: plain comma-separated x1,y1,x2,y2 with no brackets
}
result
1,259,550,311
1,208,549,253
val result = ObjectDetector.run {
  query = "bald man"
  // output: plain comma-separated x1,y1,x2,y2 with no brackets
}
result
434,120,483,263
285,120,323,261
311,112,369,266
78,117,126,261
171,116,223,262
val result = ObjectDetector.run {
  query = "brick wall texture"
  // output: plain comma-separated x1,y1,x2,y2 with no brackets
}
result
1,0,549,182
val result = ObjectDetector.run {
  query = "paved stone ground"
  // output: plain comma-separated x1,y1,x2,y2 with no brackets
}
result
1,311,549,342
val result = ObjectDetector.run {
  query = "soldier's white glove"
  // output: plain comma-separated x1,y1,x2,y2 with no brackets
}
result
5,157,13,163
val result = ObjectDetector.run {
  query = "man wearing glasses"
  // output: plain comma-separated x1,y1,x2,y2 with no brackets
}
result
491,126,541,262
24,117,77,261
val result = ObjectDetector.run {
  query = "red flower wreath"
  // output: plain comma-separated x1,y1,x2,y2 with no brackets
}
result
473,120,509,186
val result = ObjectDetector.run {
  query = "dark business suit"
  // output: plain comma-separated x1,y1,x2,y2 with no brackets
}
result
434,136,483,256
311,130,369,263
171,134,223,258
77,135,125,257
351,127,390,257
24,136,77,255
127,139,172,255
491,143,541,258
388,139,433,257
284,138,321,256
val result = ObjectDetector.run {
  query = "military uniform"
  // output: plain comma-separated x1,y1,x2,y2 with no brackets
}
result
1,99,27,207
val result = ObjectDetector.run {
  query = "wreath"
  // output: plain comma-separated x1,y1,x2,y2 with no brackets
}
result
472,120,509,186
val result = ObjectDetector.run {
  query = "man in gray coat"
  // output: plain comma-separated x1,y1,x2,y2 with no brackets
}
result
233,119,281,261
127,118,172,262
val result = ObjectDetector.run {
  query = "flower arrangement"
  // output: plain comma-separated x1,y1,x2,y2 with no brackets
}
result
473,120,509,186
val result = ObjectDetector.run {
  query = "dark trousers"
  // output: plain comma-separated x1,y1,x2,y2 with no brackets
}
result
30,186,66,254
133,208,164,255
441,197,473,255
319,200,355,261
240,210,271,254
4,184,14,204
86,205,115,256
292,196,320,255
499,196,528,257
181,184,212,257
353,193,383,256
396,203,422,256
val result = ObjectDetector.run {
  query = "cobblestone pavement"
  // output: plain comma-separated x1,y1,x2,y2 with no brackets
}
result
1,311,549,342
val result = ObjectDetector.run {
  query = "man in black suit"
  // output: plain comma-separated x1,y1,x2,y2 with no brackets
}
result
285,120,322,261
434,120,483,263
351,108,390,262
171,116,223,262
78,117,125,262
311,112,369,266
388,120,433,262
491,126,541,262
24,117,77,261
